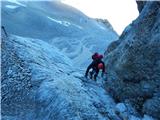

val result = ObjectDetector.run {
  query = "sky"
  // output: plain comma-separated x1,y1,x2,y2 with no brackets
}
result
61,0,139,35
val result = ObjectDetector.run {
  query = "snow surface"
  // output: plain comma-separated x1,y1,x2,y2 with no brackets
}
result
2,34,120,119
5,5,19,9
5,0,26,7
115,103,127,113
2,33,155,119
47,16,71,27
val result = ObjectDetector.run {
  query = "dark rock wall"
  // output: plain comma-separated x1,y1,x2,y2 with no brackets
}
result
136,1,147,13
104,2,160,119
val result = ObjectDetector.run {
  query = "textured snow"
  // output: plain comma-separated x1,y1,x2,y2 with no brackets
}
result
142,115,154,120
129,116,141,120
115,103,127,113
5,5,19,9
2,34,120,120
47,16,71,27
5,0,26,7
47,16,83,29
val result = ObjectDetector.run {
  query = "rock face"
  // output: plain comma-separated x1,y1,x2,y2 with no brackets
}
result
136,1,147,13
104,1,160,119
95,18,118,35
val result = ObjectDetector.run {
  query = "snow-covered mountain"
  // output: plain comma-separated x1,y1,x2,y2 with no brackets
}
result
2,0,118,67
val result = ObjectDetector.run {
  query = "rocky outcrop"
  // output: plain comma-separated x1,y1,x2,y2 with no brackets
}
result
104,1,160,119
136,1,147,13
1,27,34,119
95,19,112,30
95,18,118,36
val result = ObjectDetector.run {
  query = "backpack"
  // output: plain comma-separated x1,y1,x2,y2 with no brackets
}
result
98,63,104,69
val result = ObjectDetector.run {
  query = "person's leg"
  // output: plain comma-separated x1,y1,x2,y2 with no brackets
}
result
89,70,93,79
94,69,99,81
91,69,97,80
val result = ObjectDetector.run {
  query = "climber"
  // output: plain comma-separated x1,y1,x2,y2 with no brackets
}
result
89,52,101,77
85,54,105,80
89,52,100,79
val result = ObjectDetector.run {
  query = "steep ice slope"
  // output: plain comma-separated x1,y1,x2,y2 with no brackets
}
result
2,0,118,67
2,28,122,119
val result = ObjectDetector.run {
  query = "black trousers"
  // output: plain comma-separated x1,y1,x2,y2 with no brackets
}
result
89,68,99,80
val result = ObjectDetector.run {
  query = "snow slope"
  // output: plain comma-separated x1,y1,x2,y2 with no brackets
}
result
2,28,153,120
2,0,118,68
2,29,121,119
